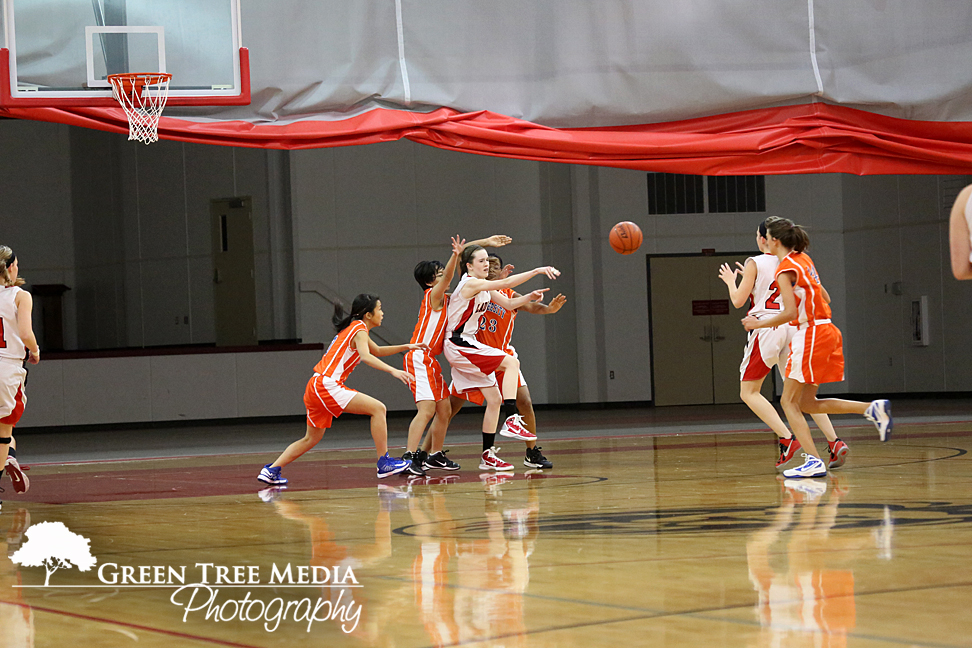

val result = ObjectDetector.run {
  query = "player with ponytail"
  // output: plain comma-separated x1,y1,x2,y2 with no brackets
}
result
742,217,892,479
0,246,38,504
258,293,428,484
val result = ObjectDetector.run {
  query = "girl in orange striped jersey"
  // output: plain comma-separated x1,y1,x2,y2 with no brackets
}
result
403,235,512,475
258,294,427,483
742,217,892,479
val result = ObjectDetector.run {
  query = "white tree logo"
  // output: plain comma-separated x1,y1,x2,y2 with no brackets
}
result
10,521,97,586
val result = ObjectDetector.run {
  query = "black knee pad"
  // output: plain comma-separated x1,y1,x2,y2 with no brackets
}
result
0,437,11,445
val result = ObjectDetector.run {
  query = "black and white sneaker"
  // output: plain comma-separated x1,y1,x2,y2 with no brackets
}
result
424,450,461,471
402,451,427,477
524,446,552,469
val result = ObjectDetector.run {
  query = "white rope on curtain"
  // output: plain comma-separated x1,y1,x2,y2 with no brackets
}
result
807,0,824,95
395,0,411,104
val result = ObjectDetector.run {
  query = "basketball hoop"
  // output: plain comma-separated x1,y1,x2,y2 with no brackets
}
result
107,72,172,144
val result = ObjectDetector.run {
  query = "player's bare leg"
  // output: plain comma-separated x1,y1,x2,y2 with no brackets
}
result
739,379,791,439
270,424,326,469
406,400,436,453
516,385,538,450
427,397,452,454
779,379,827,477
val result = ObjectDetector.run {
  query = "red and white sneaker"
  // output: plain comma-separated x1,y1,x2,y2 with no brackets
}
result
4,457,29,494
775,437,802,473
499,414,537,441
480,446,514,471
828,438,849,469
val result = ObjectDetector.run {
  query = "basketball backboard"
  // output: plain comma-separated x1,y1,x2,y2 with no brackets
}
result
0,0,248,107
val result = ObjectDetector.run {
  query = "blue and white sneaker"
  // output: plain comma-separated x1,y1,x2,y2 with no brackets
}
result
782,454,827,478
865,399,893,442
257,464,288,485
783,479,828,502
377,453,411,479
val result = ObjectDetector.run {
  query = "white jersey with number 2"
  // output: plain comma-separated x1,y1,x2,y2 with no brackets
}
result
747,254,783,320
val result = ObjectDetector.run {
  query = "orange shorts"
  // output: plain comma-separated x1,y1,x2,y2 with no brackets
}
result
785,322,845,385
303,374,357,429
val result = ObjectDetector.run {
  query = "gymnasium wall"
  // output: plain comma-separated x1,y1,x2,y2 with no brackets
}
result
0,121,968,427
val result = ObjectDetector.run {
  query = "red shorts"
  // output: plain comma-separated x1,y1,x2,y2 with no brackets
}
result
404,350,448,403
303,374,358,429
785,323,845,385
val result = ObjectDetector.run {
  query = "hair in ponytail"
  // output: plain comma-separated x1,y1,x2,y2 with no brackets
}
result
332,293,379,333
763,216,809,253
0,246,24,287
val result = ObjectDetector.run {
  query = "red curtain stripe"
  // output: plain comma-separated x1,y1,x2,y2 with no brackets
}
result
3,102,972,175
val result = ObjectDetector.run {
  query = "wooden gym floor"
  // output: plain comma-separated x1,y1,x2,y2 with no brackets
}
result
1,401,971,647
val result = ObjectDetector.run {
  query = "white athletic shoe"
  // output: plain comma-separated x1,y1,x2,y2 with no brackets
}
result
783,479,828,502
865,399,893,442
782,454,827,478
498,414,537,441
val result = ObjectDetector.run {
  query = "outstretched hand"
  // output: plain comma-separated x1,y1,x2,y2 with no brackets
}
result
451,235,466,256
547,293,567,313
483,235,512,248
535,266,561,280
526,288,549,303
718,262,741,286
499,264,514,279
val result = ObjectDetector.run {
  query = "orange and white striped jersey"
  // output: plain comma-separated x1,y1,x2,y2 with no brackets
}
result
0,286,26,361
775,252,831,326
313,320,368,383
410,289,448,356
476,288,517,353
748,254,784,320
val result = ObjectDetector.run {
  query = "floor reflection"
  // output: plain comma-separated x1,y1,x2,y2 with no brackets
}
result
746,476,891,647
262,473,544,647
406,474,541,647
1,507,34,647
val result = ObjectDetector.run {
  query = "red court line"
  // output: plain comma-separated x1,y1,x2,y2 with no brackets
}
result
0,598,265,648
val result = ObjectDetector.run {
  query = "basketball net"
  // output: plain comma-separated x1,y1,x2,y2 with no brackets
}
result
107,73,172,144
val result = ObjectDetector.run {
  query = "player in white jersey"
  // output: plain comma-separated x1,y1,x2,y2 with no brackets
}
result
0,246,39,507
443,244,559,471
949,183,972,280
719,223,847,472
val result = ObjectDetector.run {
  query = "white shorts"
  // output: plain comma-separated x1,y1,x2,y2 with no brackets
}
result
403,350,448,403
443,338,506,395
0,359,27,426
739,325,794,382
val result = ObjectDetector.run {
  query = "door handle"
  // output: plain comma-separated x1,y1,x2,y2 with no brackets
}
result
699,325,712,342
214,267,222,284
712,325,725,342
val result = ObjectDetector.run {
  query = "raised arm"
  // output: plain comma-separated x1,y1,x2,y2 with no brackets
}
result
950,185,972,280
15,291,39,364
468,234,512,249
460,266,560,299
430,235,466,310
354,330,414,385
742,271,798,331
719,259,756,309
490,288,549,311
516,293,567,315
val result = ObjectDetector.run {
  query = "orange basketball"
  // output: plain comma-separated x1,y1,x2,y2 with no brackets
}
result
609,221,643,255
